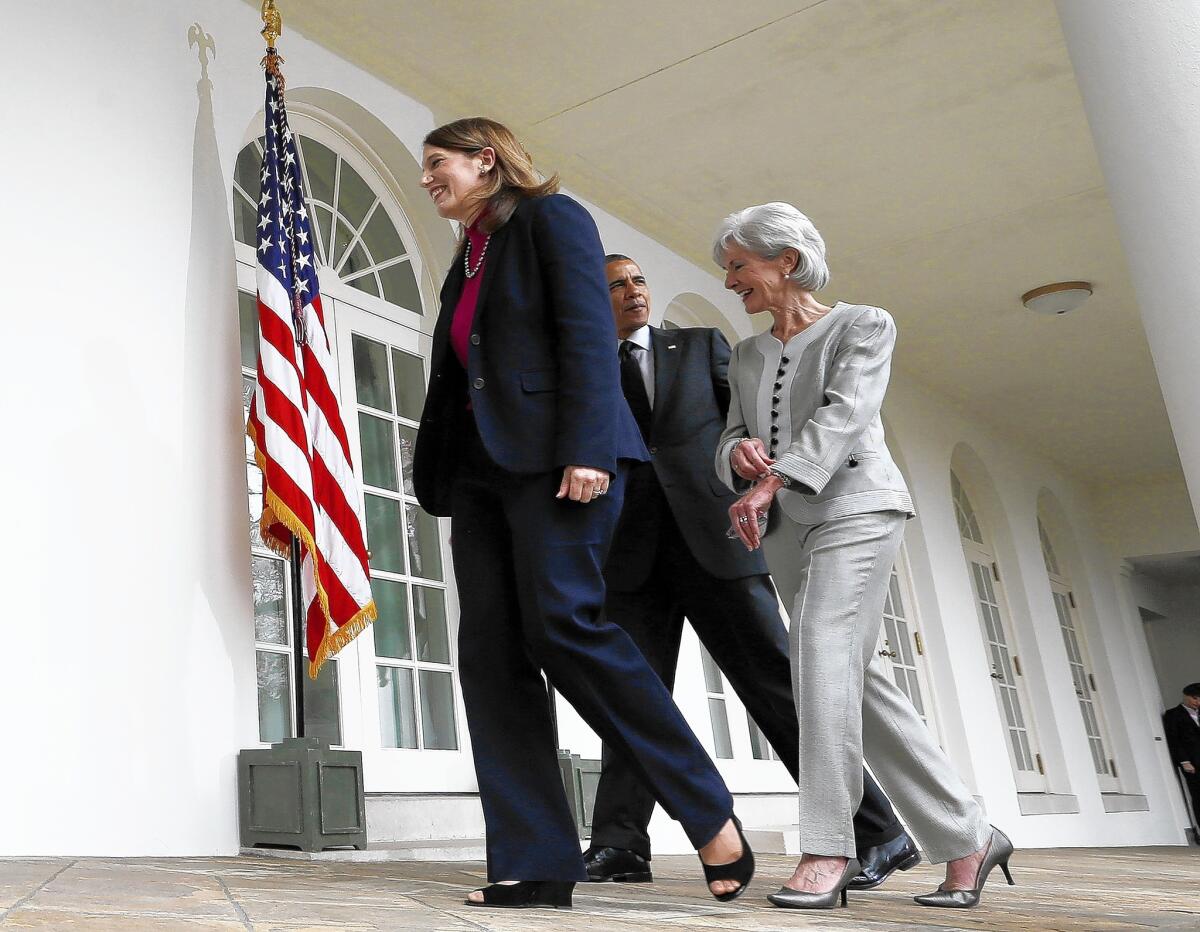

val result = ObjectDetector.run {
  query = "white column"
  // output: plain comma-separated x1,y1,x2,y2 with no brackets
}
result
1055,1,1200,521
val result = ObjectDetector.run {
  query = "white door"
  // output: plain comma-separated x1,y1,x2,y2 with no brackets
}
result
952,472,1046,792
876,546,942,742
333,298,475,792
963,543,1047,791
1050,583,1120,791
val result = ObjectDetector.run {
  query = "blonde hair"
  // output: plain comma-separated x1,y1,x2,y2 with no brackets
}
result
423,117,559,234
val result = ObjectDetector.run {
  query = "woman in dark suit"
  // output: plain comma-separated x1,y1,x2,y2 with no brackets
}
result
412,118,752,910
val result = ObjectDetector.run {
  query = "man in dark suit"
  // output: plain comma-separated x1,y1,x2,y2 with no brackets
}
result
583,254,917,890
1163,683,1200,830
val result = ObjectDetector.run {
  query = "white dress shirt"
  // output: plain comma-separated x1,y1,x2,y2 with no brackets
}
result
620,325,655,408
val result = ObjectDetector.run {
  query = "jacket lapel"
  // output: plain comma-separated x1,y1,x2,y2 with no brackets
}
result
650,327,681,434
430,256,465,371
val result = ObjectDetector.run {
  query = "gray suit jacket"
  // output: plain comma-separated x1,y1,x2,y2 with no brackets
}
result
715,302,914,524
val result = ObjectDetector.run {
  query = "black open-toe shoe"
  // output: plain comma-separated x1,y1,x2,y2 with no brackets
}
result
465,880,574,909
700,815,755,902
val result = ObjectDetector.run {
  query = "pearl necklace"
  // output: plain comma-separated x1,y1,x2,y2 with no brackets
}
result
463,232,492,279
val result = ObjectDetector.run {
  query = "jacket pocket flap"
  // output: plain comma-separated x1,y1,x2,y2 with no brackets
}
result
520,368,558,392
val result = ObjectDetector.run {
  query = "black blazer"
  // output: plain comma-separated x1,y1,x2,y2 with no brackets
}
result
1163,705,1200,767
413,194,648,516
606,326,769,589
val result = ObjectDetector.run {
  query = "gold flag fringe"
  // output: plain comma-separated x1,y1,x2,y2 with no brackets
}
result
247,420,377,679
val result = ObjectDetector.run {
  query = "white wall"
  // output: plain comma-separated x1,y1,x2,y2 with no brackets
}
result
0,0,453,856
0,0,1188,855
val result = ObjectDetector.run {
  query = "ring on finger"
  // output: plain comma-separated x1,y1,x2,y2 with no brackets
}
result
738,515,750,524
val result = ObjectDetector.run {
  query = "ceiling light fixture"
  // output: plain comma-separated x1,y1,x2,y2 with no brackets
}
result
1021,281,1093,316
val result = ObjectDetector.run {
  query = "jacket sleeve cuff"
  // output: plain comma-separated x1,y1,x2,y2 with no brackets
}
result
771,451,830,496
716,437,752,493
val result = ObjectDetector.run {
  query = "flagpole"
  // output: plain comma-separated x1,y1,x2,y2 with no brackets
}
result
290,540,307,738
259,0,307,740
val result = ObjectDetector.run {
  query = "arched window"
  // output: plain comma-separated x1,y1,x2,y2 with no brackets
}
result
1039,518,1120,791
952,471,1046,791
233,133,422,313
234,118,471,792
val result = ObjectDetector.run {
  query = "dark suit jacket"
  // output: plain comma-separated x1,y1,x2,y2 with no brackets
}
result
413,194,648,517
1164,705,1200,767
605,326,769,590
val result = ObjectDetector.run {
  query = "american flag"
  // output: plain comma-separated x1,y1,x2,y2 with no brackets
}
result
246,67,376,678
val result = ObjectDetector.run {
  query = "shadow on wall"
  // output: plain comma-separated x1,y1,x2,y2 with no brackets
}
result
182,23,258,762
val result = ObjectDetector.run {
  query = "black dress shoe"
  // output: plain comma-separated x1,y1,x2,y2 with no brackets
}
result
583,846,653,883
848,833,921,890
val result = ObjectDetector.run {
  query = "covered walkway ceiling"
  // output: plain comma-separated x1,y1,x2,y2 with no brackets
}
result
261,0,1181,487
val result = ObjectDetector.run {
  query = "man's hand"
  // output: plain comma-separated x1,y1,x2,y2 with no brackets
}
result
731,438,774,481
1182,762,1196,775
556,465,611,503
728,475,783,550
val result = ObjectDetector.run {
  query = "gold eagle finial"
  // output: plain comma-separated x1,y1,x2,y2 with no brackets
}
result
261,0,282,49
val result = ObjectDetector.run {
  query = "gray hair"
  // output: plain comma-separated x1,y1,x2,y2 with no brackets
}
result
711,202,830,291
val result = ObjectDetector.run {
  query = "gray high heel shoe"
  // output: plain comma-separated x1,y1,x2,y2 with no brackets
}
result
913,826,1015,909
767,858,860,909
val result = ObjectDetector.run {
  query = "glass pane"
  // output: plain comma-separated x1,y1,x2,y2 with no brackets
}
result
413,586,450,663
380,260,423,315
347,271,381,298
247,463,263,549
330,217,358,271
372,578,411,661
365,494,404,573
397,424,417,496
362,205,406,264
299,137,337,210
336,162,377,230
303,658,342,745
238,292,259,370
358,413,398,491
352,335,392,413
235,143,262,205
700,645,724,694
256,650,292,743
419,670,459,750
341,240,373,282
235,195,259,248
377,665,418,748
708,698,733,759
252,555,289,645
311,205,334,266
406,504,443,581
242,375,256,415
746,711,769,760
391,348,426,421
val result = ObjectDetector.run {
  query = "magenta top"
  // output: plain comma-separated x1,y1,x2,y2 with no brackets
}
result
450,217,490,368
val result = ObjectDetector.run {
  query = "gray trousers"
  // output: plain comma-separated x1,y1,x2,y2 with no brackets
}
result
763,510,991,863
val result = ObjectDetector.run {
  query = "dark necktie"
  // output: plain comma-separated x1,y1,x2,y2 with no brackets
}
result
619,341,652,439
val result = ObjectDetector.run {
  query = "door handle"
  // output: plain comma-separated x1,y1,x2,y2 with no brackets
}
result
990,671,1004,680
878,649,897,658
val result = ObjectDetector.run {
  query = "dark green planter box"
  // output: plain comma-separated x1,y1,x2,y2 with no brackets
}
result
557,750,602,839
238,737,367,851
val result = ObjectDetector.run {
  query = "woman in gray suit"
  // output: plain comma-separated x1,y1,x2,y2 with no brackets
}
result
713,203,1014,911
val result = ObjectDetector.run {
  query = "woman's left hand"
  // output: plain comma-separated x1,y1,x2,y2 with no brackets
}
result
556,465,611,503
728,476,783,550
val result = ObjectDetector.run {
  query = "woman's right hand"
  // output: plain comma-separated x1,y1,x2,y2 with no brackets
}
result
731,438,774,481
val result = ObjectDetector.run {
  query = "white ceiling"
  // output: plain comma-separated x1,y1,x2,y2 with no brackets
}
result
258,0,1182,486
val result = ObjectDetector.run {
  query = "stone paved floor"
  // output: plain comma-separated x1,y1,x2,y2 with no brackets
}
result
1,847,1198,930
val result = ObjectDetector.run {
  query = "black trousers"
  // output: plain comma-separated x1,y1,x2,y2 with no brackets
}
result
591,506,904,860
1181,769,1200,834
450,427,733,881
